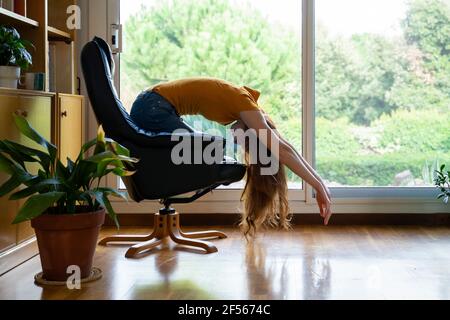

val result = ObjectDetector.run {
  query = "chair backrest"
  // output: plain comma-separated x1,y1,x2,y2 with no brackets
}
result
81,37,141,143
81,37,146,201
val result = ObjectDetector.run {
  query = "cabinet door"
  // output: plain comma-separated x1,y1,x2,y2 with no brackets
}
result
16,95,53,244
58,94,84,164
0,95,22,252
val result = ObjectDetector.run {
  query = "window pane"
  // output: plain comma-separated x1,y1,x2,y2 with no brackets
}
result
315,0,450,187
120,0,302,186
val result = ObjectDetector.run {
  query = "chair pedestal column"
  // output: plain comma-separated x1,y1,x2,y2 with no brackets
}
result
99,208,227,258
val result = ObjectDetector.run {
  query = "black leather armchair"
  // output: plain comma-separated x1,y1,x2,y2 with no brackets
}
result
81,37,246,257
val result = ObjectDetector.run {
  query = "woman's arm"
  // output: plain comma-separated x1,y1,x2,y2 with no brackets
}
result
240,111,332,224
270,125,331,199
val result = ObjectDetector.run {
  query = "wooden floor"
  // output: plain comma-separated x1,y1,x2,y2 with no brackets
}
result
0,225,449,300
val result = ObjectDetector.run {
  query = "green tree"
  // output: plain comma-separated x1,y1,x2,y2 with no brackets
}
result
402,0,450,100
315,28,408,125
315,25,359,122
122,0,301,140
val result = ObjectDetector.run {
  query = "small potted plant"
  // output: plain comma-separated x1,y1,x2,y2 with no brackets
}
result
0,26,33,88
435,164,449,204
0,114,138,282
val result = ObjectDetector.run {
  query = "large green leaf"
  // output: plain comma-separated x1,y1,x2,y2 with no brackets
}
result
9,178,62,200
106,139,130,157
1,140,51,171
74,138,97,163
56,160,69,181
0,152,33,181
81,138,97,153
66,158,75,174
116,155,139,163
85,151,138,165
0,153,16,175
0,141,36,167
78,191,95,209
13,114,57,162
90,190,119,229
0,174,23,197
112,167,136,177
95,158,123,178
13,192,66,224
84,151,117,164
99,193,119,229
69,160,97,187
102,195,119,229
96,187,128,201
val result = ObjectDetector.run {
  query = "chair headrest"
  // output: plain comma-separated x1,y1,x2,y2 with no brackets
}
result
92,36,115,75
81,37,140,141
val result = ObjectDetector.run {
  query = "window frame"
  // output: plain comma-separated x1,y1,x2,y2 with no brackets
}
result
79,0,448,215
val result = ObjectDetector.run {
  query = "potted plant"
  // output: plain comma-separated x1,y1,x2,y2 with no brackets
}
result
0,114,138,281
435,164,449,204
0,26,33,88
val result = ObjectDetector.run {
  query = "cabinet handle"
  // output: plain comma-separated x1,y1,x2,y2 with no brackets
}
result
15,110,28,118
61,111,68,118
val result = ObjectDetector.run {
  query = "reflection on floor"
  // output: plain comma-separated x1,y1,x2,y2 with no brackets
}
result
0,226,449,300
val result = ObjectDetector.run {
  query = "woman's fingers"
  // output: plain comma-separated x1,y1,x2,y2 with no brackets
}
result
324,209,332,226
319,203,325,218
318,199,324,218
317,193,326,218
317,188,332,223
323,202,332,226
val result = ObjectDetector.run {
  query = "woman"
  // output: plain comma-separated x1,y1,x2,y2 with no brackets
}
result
130,77,332,235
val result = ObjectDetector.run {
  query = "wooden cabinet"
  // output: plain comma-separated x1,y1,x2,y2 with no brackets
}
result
0,91,54,251
0,89,84,274
0,95,22,253
58,94,84,163
16,95,53,244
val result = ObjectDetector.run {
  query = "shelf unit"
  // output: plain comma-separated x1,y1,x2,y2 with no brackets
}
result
0,1,85,267
0,0,79,94
48,26,71,42
0,7,38,27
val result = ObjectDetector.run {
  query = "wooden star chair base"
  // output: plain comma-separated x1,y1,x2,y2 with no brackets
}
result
99,207,227,258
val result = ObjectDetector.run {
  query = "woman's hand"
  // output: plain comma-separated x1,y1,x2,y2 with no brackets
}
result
319,179,332,200
316,186,332,226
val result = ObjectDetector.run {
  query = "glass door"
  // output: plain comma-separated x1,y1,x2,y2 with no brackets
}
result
315,0,450,197
115,0,305,200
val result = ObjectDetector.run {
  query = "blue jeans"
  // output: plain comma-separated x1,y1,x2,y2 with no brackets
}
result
130,91,194,133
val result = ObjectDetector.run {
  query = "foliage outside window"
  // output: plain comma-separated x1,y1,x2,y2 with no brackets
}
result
120,0,449,188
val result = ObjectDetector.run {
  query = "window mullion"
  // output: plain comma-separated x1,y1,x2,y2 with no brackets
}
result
303,0,315,204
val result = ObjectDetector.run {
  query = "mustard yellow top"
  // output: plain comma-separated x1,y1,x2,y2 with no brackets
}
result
150,77,261,125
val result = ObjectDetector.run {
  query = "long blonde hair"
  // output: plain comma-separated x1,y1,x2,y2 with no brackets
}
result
240,117,291,237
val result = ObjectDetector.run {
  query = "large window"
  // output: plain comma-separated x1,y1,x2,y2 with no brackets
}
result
315,0,450,187
119,0,303,187
108,0,450,202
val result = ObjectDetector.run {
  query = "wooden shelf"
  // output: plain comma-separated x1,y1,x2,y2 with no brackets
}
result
0,87,56,97
0,7,39,28
48,26,72,42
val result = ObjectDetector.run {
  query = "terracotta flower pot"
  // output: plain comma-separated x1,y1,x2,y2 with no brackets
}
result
31,208,106,282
